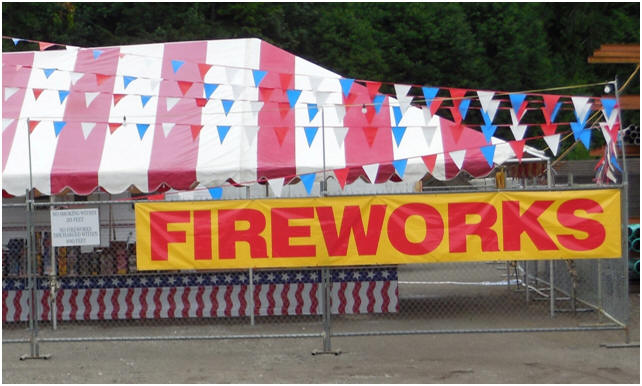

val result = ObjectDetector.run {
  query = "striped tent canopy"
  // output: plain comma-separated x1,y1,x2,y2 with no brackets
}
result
3,38,545,197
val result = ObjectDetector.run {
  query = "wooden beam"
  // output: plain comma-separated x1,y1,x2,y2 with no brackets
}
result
588,56,640,64
619,95,640,110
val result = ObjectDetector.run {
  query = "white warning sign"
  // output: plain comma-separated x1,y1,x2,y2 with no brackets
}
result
50,208,100,247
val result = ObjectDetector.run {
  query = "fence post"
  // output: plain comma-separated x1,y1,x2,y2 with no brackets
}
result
549,260,555,318
313,267,340,355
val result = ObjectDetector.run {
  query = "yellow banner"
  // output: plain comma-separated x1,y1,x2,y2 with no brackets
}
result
135,189,622,270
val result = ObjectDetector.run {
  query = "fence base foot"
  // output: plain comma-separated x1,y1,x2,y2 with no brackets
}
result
312,349,341,356
19,354,51,360
600,343,639,349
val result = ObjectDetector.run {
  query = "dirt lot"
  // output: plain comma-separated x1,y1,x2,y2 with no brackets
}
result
2,291,639,384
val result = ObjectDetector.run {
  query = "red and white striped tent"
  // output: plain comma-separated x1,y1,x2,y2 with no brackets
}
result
3,38,545,197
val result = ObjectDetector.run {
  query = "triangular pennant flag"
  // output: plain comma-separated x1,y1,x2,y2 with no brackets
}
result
81,122,96,140
451,122,465,143
197,63,213,79
300,173,316,195
392,106,403,126
572,96,591,125
339,78,355,97
449,150,466,170
69,72,84,85
222,99,234,116
366,81,381,99
274,126,289,145
243,126,259,145
392,126,407,147
195,98,207,107
334,127,348,147
208,187,223,200
459,98,471,121
171,60,184,74
373,94,385,114
544,134,561,155
226,67,243,85
166,97,179,111
601,98,617,120
2,118,14,132
315,91,333,106
39,42,54,51
335,105,346,122
58,90,70,104
363,126,378,147
333,168,350,190
392,159,408,178
259,87,274,102
177,81,193,96
509,139,526,162
203,83,218,99
96,74,111,86
579,129,592,149
481,115,497,143
600,122,612,145
92,50,103,59
363,105,375,123
279,73,293,90
542,94,561,123
480,145,495,167
32,88,44,100
136,123,150,140
278,102,291,119
307,103,319,121
397,95,414,114
422,125,437,146
43,68,55,79
113,93,125,106
190,124,203,141
28,120,40,133
363,163,380,184
304,126,318,146
217,125,231,144
232,85,245,100
422,87,439,105
53,121,66,137
123,75,136,89
141,95,152,108
551,101,562,122
269,178,285,197
286,89,302,109
309,76,324,91
510,122,528,141
541,123,557,136
449,88,468,118
394,84,412,100
162,122,175,138
149,78,160,93
422,154,437,173
477,91,495,114
12,38,21,46
252,69,267,87
108,122,121,134
509,93,527,120
570,121,585,141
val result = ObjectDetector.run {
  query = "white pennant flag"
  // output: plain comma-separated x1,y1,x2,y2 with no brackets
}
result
335,105,346,122
316,91,333,106
226,67,242,85
571,96,591,123
4,87,18,101
599,122,611,145
394,84,412,99
309,76,324,91
363,163,380,184
421,106,432,126
334,127,349,147
510,123,528,140
477,91,494,112
243,126,260,145
269,177,285,197
85,91,100,107
544,134,561,155
604,107,618,127
81,122,96,140
449,150,466,170
3,118,14,132
422,125,437,146
250,101,264,113
69,72,84,85
232,85,246,100
162,122,175,138
149,78,160,93
166,97,180,111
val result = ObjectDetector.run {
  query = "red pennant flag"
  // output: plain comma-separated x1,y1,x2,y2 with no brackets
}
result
279,73,293,90
108,123,121,133
177,81,193,96
422,154,437,173
541,123,557,136
333,167,350,189
147,193,166,201
195,98,207,107
429,97,443,115
345,92,359,107
28,120,40,133
39,41,55,51
96,73,112,86
274,126,289,145
113,94,125,105
190,124,203,140
365,105,376,123
197,63,213,80
449,88,468,124
259,87,274,102
32,88,44,100
541,94,560,123
363,126,378,147
365,81,381,99
509,139,526,162
451,122,465,143
278,102,291,119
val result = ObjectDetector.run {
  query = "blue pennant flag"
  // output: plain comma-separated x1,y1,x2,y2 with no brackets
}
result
222,99,234,116
570,122,585,141
217,125,231,144
579,129,592,150
610,154,622,172
171,60,184,74
481,121,497,143
58,90,69,103
136,123,150,140
53,121,66,137
12,38,21,46
286,89,302,109
252,70,267,87
422,87,439,104
481,145,496,167
601,98,617,118
208,187,223,200
481,110,493,126
551,101,562,122
204,83,218,99
373,95,385,114
140,95,152,107
392,126,406,147
509,93,526,112
300,173,316,195
392,159,408,178
459,98,471,120
43,68,55,79
93,50,103,60
339,78,354,97
304,127,318,146
392,106,403,126
123,76,136,89
307,103,318,121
